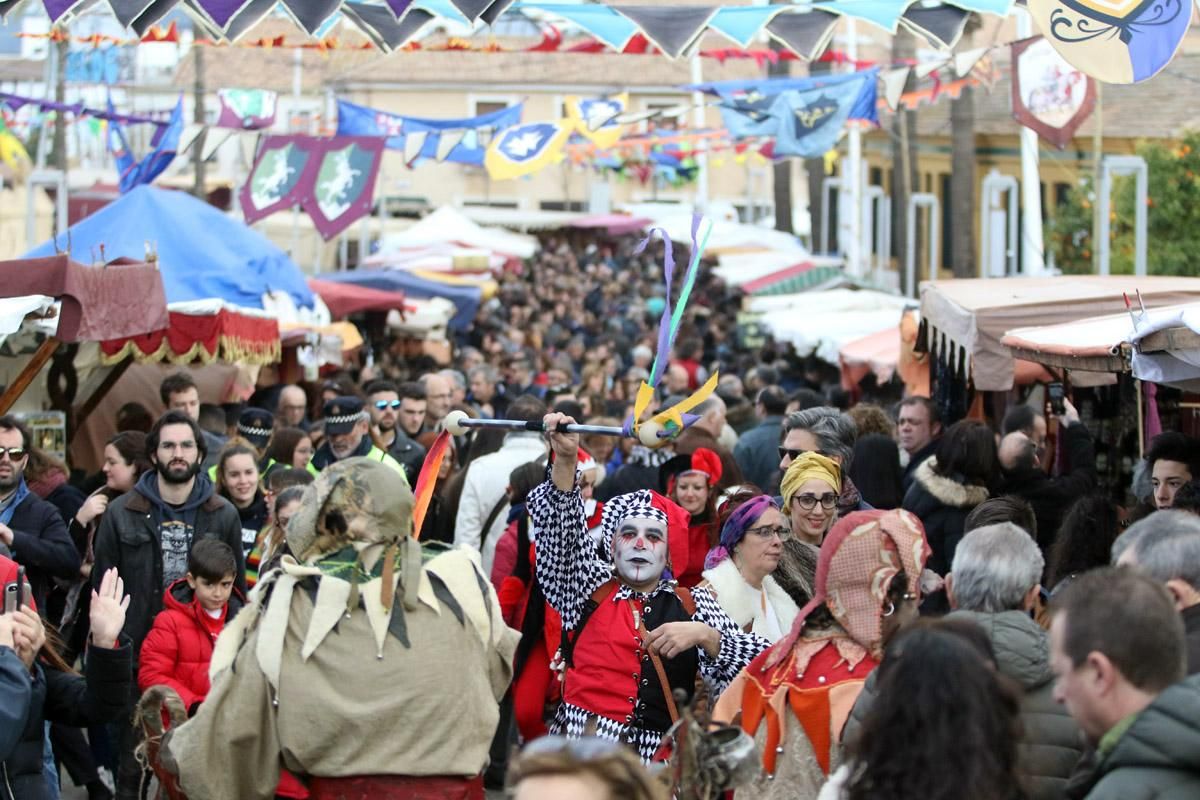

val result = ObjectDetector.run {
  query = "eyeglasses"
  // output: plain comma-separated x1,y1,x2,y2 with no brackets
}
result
374,400,401,410
791,493,838,511
778,447,830,462
745,524,792,541
0,447,26,461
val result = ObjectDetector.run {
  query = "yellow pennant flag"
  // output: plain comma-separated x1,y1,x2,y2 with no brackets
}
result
485,120,573,181
0,117,30,175
565,94,627,150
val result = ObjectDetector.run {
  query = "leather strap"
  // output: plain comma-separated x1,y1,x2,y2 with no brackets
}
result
630,598,680,724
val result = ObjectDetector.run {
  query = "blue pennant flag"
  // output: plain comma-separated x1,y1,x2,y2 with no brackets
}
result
107,96,183,194
769,74,869,158
336,99,522,166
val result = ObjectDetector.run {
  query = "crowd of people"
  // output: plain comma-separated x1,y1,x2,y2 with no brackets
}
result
2,232,1200,800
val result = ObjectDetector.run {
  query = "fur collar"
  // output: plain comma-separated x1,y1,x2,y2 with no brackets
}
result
913,457,989,508
701,558,799,641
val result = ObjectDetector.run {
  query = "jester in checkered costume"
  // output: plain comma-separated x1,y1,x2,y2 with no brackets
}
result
528,412,770,763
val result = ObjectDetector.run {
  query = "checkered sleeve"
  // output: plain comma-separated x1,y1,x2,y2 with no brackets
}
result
690,586,771,692
529,479,613,629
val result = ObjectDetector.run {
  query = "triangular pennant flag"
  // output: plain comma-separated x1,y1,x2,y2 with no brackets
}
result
882,67,911,110
176,123,207,156
479,0,513,25
900,5,971,50
280,0,342,35
0,0,25,20
106,0,156,27
822,0,908,31
539,4,638,51
565,94,627,149
954,46,989,78
612,6,717,59
708,5,786,48
612,108,665,126
404,131,426,165
765,10,839,61
42,0,88,22
180,0,224,38
129,0,176,35
436,130,463,161
343,3,433,50
201,127,235,162
914,59,946,81
223,0,277,41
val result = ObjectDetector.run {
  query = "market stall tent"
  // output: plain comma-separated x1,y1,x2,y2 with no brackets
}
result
308,278,412,318
750,288,915,366
373,205,538,261
24,185,315,311
315,268,483,331
920,276,1200,391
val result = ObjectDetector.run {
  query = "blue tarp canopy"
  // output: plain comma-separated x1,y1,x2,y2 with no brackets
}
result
25,185,315,310
314,270,481,331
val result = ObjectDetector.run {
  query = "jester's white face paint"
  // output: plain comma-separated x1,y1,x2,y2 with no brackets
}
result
613,515,669,587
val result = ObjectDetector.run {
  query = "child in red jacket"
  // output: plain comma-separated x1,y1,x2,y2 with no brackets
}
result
138,538,240,714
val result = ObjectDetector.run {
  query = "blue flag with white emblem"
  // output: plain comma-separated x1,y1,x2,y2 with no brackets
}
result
770,74,871,158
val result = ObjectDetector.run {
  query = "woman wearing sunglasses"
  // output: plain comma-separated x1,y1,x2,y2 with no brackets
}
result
780,452,842,547
699,494,803,642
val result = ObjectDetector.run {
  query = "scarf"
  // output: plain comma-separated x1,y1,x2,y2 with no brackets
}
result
0,478,30,527
27,470,66,500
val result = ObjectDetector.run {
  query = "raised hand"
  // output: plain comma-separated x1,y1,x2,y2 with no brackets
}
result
545,412,580,492
89,567,130,650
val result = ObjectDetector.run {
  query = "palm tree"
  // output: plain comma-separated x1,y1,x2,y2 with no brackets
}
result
891,29,919,291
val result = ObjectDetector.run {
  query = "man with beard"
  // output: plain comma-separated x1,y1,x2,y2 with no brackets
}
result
528,412,768,763
365,380,426,486
0,415,79,611
310,396,407,481
92,409,243,800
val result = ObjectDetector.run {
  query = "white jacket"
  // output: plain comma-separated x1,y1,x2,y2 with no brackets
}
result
454,433,547,575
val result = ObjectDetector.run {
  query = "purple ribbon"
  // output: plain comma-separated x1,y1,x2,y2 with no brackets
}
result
0,92,170,128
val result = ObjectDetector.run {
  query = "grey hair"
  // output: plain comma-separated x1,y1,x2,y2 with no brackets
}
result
950,522,1044,612
693,394,725,417
782,406,857,468
1123,511,1200,590
468,364,500,384
438,369,466,391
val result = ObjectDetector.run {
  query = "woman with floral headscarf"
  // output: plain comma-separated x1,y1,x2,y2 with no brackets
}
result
699,495,803,642
712,509,932,800
781,452,843,547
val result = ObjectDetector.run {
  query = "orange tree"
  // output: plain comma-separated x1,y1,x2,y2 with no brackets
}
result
1047,131,1200,276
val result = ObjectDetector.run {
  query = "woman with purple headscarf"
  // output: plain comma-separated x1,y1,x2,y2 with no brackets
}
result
699,494,802,642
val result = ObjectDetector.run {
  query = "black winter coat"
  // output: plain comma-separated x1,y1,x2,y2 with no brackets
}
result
5,493,80,611
1000,421,1097,552
0,647,29,762
92,488,244,661
1,639,132,800
901,457,989,578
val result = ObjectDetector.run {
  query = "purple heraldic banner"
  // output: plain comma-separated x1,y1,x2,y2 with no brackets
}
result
239,135,385,240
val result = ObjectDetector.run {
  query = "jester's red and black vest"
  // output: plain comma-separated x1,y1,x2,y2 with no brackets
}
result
563,580,697,733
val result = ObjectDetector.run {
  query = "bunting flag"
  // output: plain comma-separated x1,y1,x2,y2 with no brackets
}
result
484,119,573,180
240,136,313,223
612,6,717,58
216,88,277,129
770,73,873,158
106,95,183,193
336,98,521,166
1028,0,1189,83
1011,36,1095,150
881,67,911,110
900,5,971,49
564,93,628,149
306,137,385,238
239,134,384,239
764,11,840,61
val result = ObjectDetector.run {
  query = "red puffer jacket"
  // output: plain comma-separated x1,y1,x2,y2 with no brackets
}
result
138,579,244,710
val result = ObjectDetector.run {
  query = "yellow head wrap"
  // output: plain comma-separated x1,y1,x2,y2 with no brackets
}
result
781,452,842,513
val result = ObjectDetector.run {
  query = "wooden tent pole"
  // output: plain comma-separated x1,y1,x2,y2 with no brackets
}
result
70,355,134,443
0,337,62,415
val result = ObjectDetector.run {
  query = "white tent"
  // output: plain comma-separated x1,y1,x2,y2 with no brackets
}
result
374,206,538,261
750,289,915,365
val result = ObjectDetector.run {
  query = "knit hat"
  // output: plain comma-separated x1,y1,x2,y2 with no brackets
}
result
780,452,842,514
